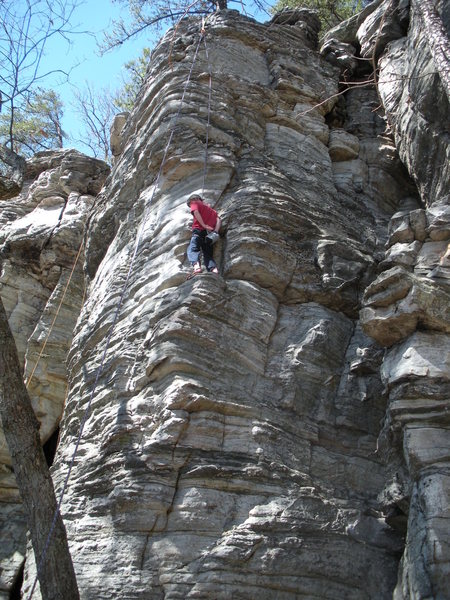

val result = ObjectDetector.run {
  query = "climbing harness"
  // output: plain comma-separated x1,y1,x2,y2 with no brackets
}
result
27,22,212,599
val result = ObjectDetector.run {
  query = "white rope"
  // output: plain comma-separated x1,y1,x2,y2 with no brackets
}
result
27,30,205,599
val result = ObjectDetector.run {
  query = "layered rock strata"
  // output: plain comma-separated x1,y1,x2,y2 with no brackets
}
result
361,2,450,596
0,2,448,599
27,8,414,599
325,0,450,597
0,149,109,598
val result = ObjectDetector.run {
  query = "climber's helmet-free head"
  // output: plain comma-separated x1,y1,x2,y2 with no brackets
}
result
187,194,203,207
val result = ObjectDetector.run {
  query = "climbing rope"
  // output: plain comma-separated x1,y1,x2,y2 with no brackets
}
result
25,240,85,389
27,25,209,599
201,22,213,195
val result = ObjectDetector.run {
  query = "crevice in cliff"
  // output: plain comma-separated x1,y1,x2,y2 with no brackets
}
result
262,299,280,376
214,167,240,276
43,426,60,467
164,450,192,530
9,560,24,600
413,495,435,599
329,318,357,410
138,526,156,574
41,194,70,251
385,504,408,535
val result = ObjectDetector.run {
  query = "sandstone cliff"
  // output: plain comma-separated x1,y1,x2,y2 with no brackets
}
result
0,1,448,598
0,150,110,596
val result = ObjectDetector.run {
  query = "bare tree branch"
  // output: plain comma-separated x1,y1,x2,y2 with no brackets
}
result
73,83,117,162
0,0,81,150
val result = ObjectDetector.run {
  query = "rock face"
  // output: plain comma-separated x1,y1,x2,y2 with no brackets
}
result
0,2,448,599
325,1,450,598
359,2,450,597
0,149,109,598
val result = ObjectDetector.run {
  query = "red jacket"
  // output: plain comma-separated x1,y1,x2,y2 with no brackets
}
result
190,200,218,231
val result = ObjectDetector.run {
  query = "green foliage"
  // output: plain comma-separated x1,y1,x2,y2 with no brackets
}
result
0,89,65,157
271,0,364,32
0,0,79,154
113,48,152,111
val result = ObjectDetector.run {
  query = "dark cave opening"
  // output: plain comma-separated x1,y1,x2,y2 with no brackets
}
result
43,426,60,467
9,561,24,600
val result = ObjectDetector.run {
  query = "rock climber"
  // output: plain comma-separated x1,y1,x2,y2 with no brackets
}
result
186,194,221,276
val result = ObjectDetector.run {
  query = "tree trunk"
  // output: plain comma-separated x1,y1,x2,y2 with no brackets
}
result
412,0,450,102
0,298,79,600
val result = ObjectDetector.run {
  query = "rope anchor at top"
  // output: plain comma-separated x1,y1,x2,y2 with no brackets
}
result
201,27,213,195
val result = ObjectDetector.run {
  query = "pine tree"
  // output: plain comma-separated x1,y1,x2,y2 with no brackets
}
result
271,0,364,32
0,89,65,157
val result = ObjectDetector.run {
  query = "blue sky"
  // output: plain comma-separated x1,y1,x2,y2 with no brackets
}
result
41,0,273,156
43,0,158,153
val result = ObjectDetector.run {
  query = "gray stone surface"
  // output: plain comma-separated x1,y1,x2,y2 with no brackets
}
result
0,4,448,600
0,149,109,594
358,2,450,598
24,10,405,599
110,112,130,159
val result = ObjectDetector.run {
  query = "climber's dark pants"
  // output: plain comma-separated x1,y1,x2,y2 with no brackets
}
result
187,229,217,271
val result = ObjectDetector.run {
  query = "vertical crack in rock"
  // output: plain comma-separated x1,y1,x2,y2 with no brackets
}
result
165,450,192,526
42,193,70,250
